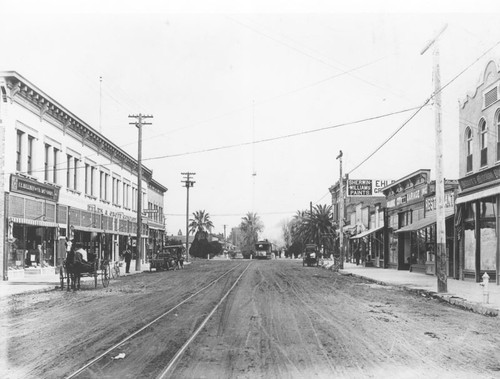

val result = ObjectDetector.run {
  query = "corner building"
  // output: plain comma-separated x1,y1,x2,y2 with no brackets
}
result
456,59,500,284
0,72,167,280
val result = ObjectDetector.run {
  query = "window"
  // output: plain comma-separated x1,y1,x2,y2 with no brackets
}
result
85,164,90,194
480,119,487,167
100,171,104,199
16,130,23,172
485,86,498,108
27,135,34,175
73,157,79,190
53,148,58,184
90,167,95,196
466,127,473,172
66,154,72,188
44,144,50,181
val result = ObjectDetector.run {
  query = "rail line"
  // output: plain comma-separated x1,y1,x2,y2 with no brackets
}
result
156,262,252,379
65,262,248,379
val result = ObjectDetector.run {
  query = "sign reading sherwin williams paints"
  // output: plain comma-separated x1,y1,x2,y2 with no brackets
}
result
10,174,60,201
347,179,394,196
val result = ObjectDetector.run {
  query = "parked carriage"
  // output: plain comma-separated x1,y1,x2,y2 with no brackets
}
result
60,250,111,290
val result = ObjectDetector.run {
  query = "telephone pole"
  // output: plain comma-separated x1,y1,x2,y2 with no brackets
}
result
182,172,196,262
421,24,448,292
129,113,153,272
336,150,344,269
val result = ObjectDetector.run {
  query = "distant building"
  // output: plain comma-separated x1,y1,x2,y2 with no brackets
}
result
330,178,390,263
382,169,457,274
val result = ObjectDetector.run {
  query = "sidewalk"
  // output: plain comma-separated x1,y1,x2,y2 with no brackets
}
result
334,262,499,317
0,261,193,298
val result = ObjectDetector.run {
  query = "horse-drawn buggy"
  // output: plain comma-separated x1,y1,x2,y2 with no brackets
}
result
303,244,320,267
149,245,183,272
60,245,111,291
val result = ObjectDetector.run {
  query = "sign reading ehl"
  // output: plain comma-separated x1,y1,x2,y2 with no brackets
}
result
10,174,60,201
347,179,394,196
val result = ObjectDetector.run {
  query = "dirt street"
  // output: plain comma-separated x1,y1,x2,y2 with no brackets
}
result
1,260,499,379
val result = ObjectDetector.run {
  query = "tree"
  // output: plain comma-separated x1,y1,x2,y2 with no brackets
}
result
239,212,264,254
289,205,336,256
189,210,214,235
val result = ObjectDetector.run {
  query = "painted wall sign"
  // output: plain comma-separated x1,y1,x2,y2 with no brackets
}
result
425,192,456,212
347,179,394,196
10,174,59,201
459,166,500,190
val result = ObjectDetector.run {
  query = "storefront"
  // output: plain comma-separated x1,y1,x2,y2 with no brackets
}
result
6,174,62,277
383,170,430,270
350,226,384,267
456,167,500,283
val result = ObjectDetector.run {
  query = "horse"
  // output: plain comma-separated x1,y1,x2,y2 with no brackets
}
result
63,249,93,291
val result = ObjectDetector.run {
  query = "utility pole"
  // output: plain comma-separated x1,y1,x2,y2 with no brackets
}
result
421,24,448,292
336,150,344,269
182,172,196,262
129,113,153,272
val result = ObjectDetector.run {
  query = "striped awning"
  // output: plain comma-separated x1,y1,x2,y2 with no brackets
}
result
9,217,60,228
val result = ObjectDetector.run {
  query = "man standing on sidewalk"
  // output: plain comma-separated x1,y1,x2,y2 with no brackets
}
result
123,247,132,274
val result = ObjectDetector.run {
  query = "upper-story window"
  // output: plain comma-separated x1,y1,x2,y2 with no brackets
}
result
466,127,473,173
44,144,50,181
16,130,23,172
27,136,34,175
480,119,488,167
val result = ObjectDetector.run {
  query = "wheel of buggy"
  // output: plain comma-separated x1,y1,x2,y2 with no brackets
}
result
102,261,110,288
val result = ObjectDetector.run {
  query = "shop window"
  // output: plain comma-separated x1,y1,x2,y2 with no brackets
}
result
480,119,487,167
464,202,476,271
480,197,496,272
465,127,473,172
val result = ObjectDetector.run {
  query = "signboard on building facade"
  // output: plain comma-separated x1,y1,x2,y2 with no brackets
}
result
347,179,394,196
425,191,455,212
10,174,59,201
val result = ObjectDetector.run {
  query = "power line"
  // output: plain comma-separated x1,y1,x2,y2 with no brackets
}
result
143,106,421,161
347,38,500,176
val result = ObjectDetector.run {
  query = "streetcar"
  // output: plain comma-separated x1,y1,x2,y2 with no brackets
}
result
254,240,276,259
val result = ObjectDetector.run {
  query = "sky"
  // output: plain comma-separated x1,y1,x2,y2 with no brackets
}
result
2,0,500,244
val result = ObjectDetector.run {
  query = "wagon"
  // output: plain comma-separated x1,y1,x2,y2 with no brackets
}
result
302,244,319,267
60,255,111,290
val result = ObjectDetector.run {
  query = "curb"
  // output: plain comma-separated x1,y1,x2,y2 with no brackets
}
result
337,271,499,317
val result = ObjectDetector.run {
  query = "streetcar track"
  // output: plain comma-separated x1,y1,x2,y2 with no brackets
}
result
65,263,246,379
156,262,252,379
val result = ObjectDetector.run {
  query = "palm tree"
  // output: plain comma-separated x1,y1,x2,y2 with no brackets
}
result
189,210,214,235
239,212,264,252
290,205,336,253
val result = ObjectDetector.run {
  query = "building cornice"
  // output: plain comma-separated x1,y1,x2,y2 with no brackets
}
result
1,71,153,181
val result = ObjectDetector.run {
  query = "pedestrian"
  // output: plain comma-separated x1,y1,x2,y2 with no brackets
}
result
123,247,132,274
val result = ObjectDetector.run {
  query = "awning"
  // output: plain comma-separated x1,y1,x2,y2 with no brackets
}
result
350,225,384,239
395,209,454,233
9,217,60,228
455,185,500,204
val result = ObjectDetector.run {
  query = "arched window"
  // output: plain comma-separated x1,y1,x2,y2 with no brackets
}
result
466,127,473,173
480,119,487,167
